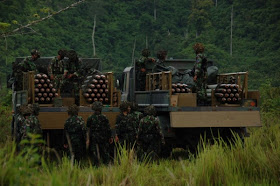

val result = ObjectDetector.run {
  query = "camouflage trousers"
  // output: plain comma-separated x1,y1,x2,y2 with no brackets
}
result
195,77,207,103
137,135,162,161
89,142,110,165
52,74,63,90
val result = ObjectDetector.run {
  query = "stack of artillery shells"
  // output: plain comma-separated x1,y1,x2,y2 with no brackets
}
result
34,73,59,104
82,74,110,104
214,84,242,104
171,83,191,94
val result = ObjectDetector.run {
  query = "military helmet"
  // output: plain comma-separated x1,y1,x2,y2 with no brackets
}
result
157,50,167,60
193,43,205,54
142,49,150,57
22,105,33,116
92,101,103,111
144,105,156,116
119,101,130,112
31,49,40,58
58,49,66,59
68,104,79,116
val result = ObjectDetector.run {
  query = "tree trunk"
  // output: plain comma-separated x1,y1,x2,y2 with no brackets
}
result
230,6,233,56
131,38,136,66
92,15,96,57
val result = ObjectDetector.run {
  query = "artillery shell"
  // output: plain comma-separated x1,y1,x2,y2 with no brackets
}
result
46,88,50,93
102,84,107,89
224,93,229,98
52,88,57,93
37,93,42,97
49,93,53,97
96,84,101,89
54,93,59,97
230,93,235,98
35,97,39,102
40,97,45,102
232,89,238,93
221,98,227,102
93,89,98,93
43,93,48,98
87,98,93,102
100,74,106,79
176,88,181,93
36,74,42,79
232,97,237,102
87,88,93,93
215,93,224,97
36,84,42,88
96,93,101,98
92,79,98,84
34,79,39,84
49,84,53,88
89,84,95,89
105,98,109,102
91,93,95,98
235,93,239,97
102,93,106,98
99,89,104,93
43,83,48,88
95,75,101,80
42,74,48,79
227,98,232,102
35,88,39,93
227,89,231,93
105,89,109,93
46,97,51,102
99,80,104,84
84,93,90,98
40,88,45,92
172,88,175,93
105,80,109,84
99,98,103,102
94,98,98,102
40,79,45,84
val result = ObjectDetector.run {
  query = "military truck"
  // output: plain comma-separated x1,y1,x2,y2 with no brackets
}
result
120,59,261,154
11,57,261,154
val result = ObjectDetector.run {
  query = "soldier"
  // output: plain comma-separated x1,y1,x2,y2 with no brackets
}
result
136,49,155,91
48,49,66,89
86,101,111,165
129,102,143,130
21,49,40,72
193,43,208,105
20,103,42,141
115,101,137,147
137,105,164,161
153,50,168,72
11,104,26,148
61,50,81,104
64,104,87,161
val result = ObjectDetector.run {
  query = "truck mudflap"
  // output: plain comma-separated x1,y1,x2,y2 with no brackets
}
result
170,110,261,128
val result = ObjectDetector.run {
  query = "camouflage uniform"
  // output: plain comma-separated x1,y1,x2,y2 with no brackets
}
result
115,101,137,146
87,102,111,164
64,105,87,161
20,105,42,141
61,50,81,104
136,49,155,91
48,50,65,89
193,43,207,104
15,105,26,144
137,106,164,160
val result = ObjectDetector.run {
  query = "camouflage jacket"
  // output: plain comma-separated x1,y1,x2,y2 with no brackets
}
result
64,60,81,77
194,53,207,78
64,115,87,145
15,114,25,140
138,115,164,143
21,114,42,140
87,114,111,143
115,113,137,137
20,57,37,72
130,111,144,131
48,57,65,76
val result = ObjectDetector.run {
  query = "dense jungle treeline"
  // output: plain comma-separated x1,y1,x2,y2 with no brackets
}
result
0,0,279,88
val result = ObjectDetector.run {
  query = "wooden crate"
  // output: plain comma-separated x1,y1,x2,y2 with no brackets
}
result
145,71,172,92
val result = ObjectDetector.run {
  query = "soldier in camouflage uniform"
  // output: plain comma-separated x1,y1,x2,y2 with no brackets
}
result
137,105,164,160
11,104,26,149
153,50,168,72
86,102,111,165
64,104,87,161
128,102,143,130
48,49,66,89
115,101,138,147
193,43,208,105
136,49,155,91
20,103,42,141
61,50,81,104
